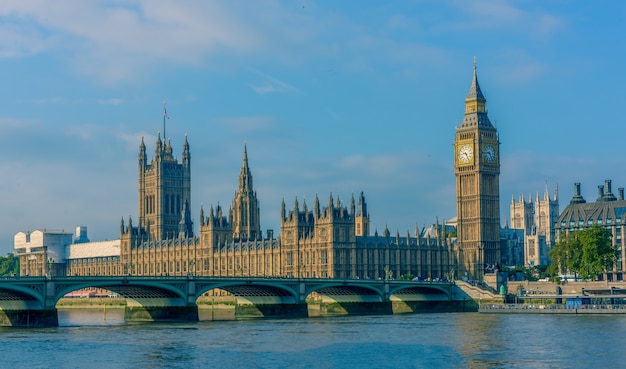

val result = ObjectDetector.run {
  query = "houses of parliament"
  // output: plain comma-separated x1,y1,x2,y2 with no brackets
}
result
15,64,499,282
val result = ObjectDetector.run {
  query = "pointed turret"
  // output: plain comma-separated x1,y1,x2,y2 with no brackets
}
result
232,143,261,240
239,143,253,193
466,58,486,103
281,198,286,221
182,134,190,167
155,131,163,156
350,194,355,216
460,58,493,129
314,195,320,219
178,200,193,238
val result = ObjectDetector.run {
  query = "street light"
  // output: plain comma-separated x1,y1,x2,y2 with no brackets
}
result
189,260,195,277
47,257,54,277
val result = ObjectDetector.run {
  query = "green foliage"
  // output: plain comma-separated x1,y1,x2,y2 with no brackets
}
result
398,273,415,280
548,225,616,280
503,265,548,281
0,254,19,276
522,265,548,281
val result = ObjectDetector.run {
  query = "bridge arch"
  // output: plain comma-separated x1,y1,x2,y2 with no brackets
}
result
388,283,452,300
194,281,299,303
0,284,45,308
304,281,385,302
54,280,188,305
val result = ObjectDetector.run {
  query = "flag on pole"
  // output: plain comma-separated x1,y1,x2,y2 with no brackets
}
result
164,105,169,119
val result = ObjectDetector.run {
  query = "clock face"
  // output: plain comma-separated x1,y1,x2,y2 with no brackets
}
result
483,144,496,163
458,144,473,164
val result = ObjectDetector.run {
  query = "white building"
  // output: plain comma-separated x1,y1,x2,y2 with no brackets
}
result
13,226,119,276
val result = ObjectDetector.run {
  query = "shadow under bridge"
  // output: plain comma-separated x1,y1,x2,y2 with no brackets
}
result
55,278,196,323
194,279,303,319
304,281,389,316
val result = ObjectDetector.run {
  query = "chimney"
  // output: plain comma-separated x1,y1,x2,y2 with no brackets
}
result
597,185,605,201
619,188,624,201
602,180,617,201
570,182,586,204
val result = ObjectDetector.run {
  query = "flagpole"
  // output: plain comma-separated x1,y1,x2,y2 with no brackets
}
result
163,101,167,141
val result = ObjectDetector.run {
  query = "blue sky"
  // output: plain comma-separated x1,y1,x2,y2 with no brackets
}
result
1,1,625,255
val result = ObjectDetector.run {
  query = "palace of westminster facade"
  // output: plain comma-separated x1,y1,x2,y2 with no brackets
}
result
15,64,503,281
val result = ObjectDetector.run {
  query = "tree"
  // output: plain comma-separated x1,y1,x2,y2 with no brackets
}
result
577,225,616,280
548,231,581,278
0,254,19,276
548,225,616,280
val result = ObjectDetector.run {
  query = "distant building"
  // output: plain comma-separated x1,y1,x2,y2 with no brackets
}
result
510,187,559,266
500,225,524,267
13,229,72,276
13,227,118,276
556,180,626,281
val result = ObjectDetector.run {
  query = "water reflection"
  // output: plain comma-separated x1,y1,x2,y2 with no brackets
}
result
13,311,626,369
58,308,125,326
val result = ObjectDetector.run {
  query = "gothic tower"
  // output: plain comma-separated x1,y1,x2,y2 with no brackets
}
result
454,60,501,280
535,186,559,249
232,144,262,240
510,194,534,234
355,191,370,237
138,133,191,241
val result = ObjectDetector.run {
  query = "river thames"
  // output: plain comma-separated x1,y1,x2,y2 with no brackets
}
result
2,310,625,368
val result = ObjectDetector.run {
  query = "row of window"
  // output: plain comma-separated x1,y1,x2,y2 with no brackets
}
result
563,217,623,227
143,194,183,215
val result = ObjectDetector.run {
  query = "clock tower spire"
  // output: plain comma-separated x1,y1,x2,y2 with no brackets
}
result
454,59,501,281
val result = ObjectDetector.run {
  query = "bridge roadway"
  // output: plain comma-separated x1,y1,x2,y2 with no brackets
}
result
0,276,469,327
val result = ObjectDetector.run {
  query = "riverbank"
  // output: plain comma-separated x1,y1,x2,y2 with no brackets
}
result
56,295,238,308
56,297,126,308
480,303,626,314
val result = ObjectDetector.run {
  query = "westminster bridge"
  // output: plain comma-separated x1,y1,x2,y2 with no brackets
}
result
0,276,477,327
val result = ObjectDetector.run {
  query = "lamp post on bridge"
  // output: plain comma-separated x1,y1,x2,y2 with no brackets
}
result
47,257,54,278
384,265,391,281
189,260,195,277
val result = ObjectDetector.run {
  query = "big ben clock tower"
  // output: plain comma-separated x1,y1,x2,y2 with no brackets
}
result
454,59,501,280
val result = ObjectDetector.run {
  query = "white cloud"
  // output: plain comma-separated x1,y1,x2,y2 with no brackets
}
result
29,97,82,105
0,1,270,83
0,117,37,129
250,70,304,96
438,0,565,41
215,115,276,133
97,98,123,106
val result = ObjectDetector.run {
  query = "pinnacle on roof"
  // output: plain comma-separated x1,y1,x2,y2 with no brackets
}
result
459,58,494,129
238,142,253,192
466,57,486,102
